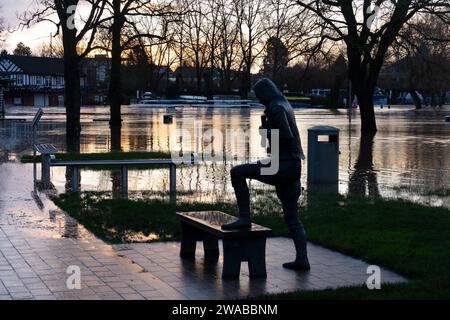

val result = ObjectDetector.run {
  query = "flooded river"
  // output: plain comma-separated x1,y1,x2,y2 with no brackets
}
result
1,104,449,208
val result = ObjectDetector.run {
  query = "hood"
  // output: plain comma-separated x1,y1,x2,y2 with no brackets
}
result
253,78,284,106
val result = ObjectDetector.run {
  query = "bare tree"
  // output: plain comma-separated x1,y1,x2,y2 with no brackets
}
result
394,14,450,108
20,0,108,152
180,0,210,93
13,42,33,56
38,35,65,57
293,0,450,133
262,0,318,82
233,0,266,97
98,0,176,150
216,0,241,92
124,37,178,93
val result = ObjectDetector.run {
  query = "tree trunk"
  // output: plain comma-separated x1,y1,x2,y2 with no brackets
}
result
62,30,81,153
409,89,422,109
439,92,445,107
355,87,377,133
196,67,202,94
241,67,251,99
431,93,437,107
109,0,123,152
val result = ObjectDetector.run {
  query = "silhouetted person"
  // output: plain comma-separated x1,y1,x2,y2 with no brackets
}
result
221,78,310,271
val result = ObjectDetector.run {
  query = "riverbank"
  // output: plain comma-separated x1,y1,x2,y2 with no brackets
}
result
52,191,450,299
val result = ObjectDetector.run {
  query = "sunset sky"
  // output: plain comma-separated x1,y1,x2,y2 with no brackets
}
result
2,0,61,53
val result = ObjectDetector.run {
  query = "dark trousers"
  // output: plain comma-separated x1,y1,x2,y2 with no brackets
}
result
230,160,307,247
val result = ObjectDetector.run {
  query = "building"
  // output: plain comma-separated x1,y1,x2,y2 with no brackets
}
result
81,54,111,104
0,55,110,107
174,66,226,90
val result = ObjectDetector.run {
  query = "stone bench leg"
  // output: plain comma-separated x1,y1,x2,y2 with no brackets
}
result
203,234,219,263
180,222,219,263
247,238,267,278
180,222,200,259
222,239,242,278
222,237,267,279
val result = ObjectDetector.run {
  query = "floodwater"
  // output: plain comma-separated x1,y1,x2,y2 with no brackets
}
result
1,104,450,209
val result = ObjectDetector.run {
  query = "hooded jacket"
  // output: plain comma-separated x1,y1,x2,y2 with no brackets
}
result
253,78,304,161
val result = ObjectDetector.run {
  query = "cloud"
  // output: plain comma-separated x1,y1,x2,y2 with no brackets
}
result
1,0,57,52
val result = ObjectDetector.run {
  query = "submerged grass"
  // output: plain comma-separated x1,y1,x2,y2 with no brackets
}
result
21,151,171,163
52,191,290,244
21,151,174,170
52,191,450,299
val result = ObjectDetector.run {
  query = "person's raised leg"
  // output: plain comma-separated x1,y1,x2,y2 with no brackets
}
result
222,162,270,230
276,182,310,271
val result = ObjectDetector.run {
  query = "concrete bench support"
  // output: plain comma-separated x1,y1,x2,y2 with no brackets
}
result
177,211,272,279
169,164,176,204
222,237,267,279
71,167,79,192
120,165,128,196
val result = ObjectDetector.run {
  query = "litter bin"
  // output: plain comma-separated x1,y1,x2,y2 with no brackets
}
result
307,126,340,186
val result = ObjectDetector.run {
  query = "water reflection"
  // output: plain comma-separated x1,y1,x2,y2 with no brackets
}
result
111,170,121,196
111,125,122,152
348,132,380,197
1,105,450,208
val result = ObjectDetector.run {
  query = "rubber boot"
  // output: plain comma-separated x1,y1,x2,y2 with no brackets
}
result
283,228,310,271
221,217,251,230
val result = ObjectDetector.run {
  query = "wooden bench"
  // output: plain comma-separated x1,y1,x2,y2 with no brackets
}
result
176,211,272,279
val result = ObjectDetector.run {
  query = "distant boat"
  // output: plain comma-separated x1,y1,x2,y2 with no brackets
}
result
131,98,257,108
179,95,208,102
373,91,388,106
133,94,209,107
287,96,311,108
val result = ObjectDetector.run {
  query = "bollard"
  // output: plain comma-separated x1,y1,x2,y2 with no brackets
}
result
307,126,340,193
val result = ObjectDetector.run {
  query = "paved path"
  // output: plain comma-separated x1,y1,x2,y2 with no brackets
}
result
0,162,407,300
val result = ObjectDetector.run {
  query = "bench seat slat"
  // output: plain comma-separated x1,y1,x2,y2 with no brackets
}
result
33,144,58,154
176,211,272,239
